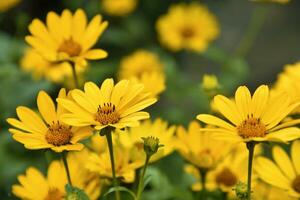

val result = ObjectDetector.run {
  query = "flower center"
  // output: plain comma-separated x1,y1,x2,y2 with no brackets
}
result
95,103,119,125
215,167,238,187
58,38,82,57
237,114,266,138
45,121,73,146
44,188,64,200
197,149,214,169
181,27,195,39
292,175,300,193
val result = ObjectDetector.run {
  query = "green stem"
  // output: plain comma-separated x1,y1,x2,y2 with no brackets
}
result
70,62,79,88
235,6,268,58
105,131,120,200
136,155,150,200
62,151,72,187
246,142,256,200
198,168,207,200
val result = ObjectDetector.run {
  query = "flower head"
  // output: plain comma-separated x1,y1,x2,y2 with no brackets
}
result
57,78,157,131
25,9,108,68
12,151,101,200
118,50,165,97
7,89,92,152
156,3,219,52
197,85,300,143
255,140,300,198
102,0,137,16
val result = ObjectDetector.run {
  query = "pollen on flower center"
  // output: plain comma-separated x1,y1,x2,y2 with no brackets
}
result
215,167,238,187
57,38,82,57
45,121,73,146
181,27,195,39
95,103,120,125
292,175,300,193
44,188,64,200
237,114,266,138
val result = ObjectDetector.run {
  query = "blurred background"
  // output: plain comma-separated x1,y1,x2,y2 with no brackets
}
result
0,0,300,199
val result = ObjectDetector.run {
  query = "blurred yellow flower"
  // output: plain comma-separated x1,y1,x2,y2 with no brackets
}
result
251,0,290,4
156,3,219,52
7,89,92,152
0,0,20,12
21,48,85,83
25,9,108,68
254,181,296,200
273,62,300,114
255,140,300,198
175,121,233,169
57,79,157,131
102,0,137,16
118,50,165,97
202,74,219,91
197,85,300,143
86,144,141,183
118,118,176,163
12,152,101,200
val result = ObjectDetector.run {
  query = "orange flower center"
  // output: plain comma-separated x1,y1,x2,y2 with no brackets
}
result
44,188,64,200
58,38,82,57
292,175,300,193
95,103,120,125
215,167,238,187
181,27,195,39
45,121,73,146
237,114,266,138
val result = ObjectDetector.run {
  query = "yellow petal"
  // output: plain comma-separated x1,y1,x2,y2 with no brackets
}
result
72,9,87,42
291,140,300,175
83,49,108,60
100,78,114,103
266,127,300,142
37,90,57,124
273,146,295,180
196,114,235,131
251,85,269,118
214,95,241,125
235,86,251,120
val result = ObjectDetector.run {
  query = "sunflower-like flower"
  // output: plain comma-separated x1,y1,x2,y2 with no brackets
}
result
7,89,92,152
118,118,176,163
25,9,108,68
255,140,300,198
101,0,137,16
197,85,300,143
12,152,101,200
175,121,234,170
0,0,20,12
118,50,165,97
57,78,157,131
156,2,219,52
273,62,300,114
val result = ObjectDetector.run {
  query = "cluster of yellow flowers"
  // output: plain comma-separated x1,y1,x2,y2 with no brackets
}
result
4,1,300,200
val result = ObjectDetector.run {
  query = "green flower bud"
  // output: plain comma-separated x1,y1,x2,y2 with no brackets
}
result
233,181,249,200
142,136,164,157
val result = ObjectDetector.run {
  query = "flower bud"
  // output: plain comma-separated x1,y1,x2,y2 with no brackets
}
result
142,136,163,157
233,181,249,200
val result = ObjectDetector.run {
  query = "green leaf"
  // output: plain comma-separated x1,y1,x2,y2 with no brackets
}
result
104,186,136,200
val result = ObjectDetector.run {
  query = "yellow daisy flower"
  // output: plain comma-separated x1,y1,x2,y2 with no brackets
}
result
118,50,165,97
21,48,85,83
0,0,20,12
102,0,137,16
175,121,234,169
117,118,176,163
255,140,300,198
57,78,157,131
12,152,101,200
197,85,300,143
254,181,296,200
156,2,219,52
273,62,300,114
7,89,92,152
25,9,108,68
86,143,141,183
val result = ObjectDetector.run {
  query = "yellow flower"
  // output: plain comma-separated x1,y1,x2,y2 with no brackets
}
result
21,48,85,83
156,3,219,52
251,0,290,4
12,152,101,200
57,78,157,131
7,89,92,152
86,143,141,183
25,9,108,68
118,118,176,163
255,140,300,197
175,121,234,169
273,62,300,114
0,0,20,12
254,181,296,200
197,85,300,143
102,0,137,16
118,50,165,97
202,74,219,91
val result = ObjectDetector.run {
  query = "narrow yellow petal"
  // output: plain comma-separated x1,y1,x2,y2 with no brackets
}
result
291,140,300,175
196,114,235,131
273,146,296,180
37,90,57,124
